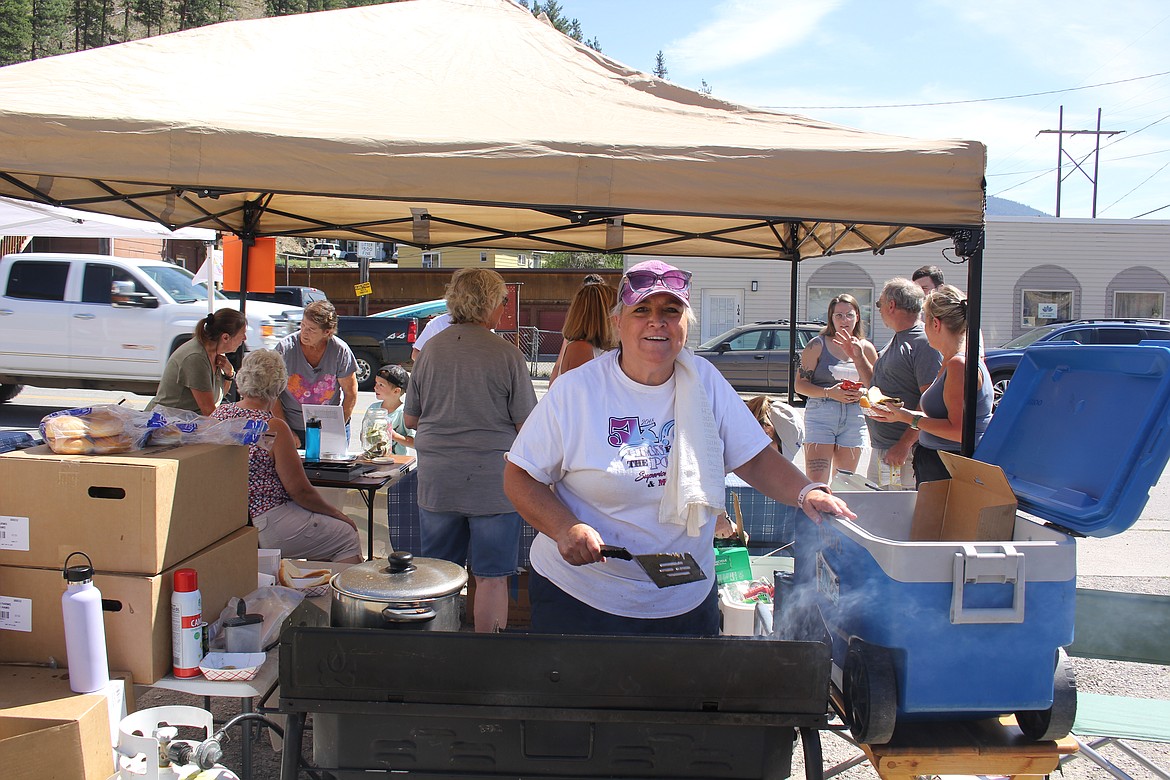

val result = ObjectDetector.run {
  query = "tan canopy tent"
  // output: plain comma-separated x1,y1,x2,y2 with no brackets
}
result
0,0,984,260
0,0,988,444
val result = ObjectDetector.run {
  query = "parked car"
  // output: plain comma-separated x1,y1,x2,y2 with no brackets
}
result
220,285,328,309
335,299,447,390
312,242,342,260
694,320,823,392
370,298,447,320
985,318,1170,407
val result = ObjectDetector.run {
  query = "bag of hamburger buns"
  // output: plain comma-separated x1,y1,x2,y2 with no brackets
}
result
40,404,162,455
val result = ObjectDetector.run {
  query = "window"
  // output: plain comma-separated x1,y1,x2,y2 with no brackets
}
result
480,252,489,263
82,264,145,304
1114,291,1165,318
1021,290,1074,327
808,286,875,331
421,252,441,269
5,260,69,301
724,329,771,351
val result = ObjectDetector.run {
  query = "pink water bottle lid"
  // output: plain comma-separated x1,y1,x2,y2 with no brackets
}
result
174,568,198,592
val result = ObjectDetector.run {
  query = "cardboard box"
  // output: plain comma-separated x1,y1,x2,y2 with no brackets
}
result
910,452,1017,541
466,569,530,629
714,545,752,584
0,527,258,684
0,443,248,575
0,676,114,780
0,666,133,758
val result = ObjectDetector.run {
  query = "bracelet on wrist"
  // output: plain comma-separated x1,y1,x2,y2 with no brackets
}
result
797,481,832,511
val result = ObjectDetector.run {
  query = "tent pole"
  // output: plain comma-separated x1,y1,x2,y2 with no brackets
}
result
961,229,985,457
786,223,801,407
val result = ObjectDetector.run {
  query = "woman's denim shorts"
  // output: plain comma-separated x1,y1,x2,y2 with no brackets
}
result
803,397,868,447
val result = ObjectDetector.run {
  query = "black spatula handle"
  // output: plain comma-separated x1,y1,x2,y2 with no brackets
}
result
598,545,633,560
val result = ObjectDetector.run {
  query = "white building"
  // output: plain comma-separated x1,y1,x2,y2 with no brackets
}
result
646,216,1170,350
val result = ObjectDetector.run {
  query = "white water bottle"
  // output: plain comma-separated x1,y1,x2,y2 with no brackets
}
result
61,552,110,694
171,568,203,678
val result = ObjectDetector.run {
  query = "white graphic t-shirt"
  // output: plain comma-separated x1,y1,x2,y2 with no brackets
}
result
508,350,769,619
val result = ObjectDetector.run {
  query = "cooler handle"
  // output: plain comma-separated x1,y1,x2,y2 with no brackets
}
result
950,545,1025,624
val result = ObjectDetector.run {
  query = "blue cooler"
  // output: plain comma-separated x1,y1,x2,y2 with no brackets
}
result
792,343,1170,744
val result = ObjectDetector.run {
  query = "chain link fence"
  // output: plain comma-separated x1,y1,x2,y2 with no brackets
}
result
501,326,563,378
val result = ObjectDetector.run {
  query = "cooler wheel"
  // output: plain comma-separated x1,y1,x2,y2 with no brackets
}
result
1015,648,1077,741
843,638,897,745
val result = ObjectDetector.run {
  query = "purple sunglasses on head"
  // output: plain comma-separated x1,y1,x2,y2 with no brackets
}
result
619,269,692,305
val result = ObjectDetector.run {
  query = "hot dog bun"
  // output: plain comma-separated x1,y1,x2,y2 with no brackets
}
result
859,387,904,410
278,559,331,589
44,411,132,454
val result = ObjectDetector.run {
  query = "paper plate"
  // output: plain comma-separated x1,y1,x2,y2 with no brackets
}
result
199,652,264,682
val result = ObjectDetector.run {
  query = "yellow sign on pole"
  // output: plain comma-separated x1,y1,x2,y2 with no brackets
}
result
354,281,373,297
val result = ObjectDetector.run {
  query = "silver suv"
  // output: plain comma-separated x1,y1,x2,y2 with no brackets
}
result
312,242,342,260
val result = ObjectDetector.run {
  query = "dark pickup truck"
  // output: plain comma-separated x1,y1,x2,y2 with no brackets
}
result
337,315,419,390
224,286,419,390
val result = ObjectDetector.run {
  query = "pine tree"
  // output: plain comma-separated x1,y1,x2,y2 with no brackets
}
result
0,0,32,64
653,50,668,80
31,0,69,58
265,0,305,17
521,0,600,51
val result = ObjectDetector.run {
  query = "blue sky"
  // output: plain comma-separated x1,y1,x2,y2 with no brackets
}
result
566,0,1170,221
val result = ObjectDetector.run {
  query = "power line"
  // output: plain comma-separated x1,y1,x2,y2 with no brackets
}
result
1100,160,1170,215
988,147,1170,178
765,70,1170,110
1133,203,1170,218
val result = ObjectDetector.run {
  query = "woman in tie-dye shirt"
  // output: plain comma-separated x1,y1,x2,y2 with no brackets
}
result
272,300,359,446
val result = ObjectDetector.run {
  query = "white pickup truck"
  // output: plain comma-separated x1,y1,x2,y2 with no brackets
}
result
0,253,303,402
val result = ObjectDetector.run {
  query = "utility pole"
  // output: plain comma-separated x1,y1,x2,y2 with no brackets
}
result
1038,106,1123,217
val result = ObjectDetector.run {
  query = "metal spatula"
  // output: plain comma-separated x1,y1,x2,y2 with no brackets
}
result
599,545,708,588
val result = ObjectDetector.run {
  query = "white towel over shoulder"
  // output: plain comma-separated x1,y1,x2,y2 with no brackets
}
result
660,350,726,536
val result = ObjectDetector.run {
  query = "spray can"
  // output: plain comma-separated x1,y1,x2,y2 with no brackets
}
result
61,552,110,693
171,568,203,678
305,417,322,461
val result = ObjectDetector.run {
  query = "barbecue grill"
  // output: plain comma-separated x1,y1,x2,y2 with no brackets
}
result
277,618,833,780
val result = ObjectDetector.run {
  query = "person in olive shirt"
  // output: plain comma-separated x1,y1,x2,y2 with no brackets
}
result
147,309,246,415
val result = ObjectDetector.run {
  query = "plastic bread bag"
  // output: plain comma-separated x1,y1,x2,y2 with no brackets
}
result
209,586,305,651
40,404,165,454
148,405,270,448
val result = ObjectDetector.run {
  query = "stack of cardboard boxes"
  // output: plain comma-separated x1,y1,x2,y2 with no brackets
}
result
0,443,259,685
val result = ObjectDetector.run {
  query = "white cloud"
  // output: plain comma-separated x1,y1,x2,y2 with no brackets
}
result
664,0,844,75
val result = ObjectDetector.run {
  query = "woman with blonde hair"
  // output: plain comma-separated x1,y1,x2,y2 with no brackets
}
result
404,268,539,632
549,278,618,384
794,293,878,483
869,284,993,486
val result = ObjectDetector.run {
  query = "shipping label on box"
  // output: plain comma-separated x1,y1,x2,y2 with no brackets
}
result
0,527,258,684
910,452,1017,542
0,443,248,574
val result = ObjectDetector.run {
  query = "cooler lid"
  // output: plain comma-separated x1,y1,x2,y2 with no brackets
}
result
974,343,1170,537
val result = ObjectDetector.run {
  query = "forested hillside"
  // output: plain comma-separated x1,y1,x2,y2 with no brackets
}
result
0,0,589,66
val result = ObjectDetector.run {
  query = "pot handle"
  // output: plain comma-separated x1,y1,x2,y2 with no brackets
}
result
381,605,437,624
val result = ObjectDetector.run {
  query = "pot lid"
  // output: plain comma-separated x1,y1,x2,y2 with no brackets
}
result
332,552,467,601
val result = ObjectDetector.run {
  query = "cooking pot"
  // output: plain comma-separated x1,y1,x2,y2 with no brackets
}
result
330,552,467,631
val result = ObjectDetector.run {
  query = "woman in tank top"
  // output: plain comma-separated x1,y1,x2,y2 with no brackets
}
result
794,294,878,483
868,285,993,486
